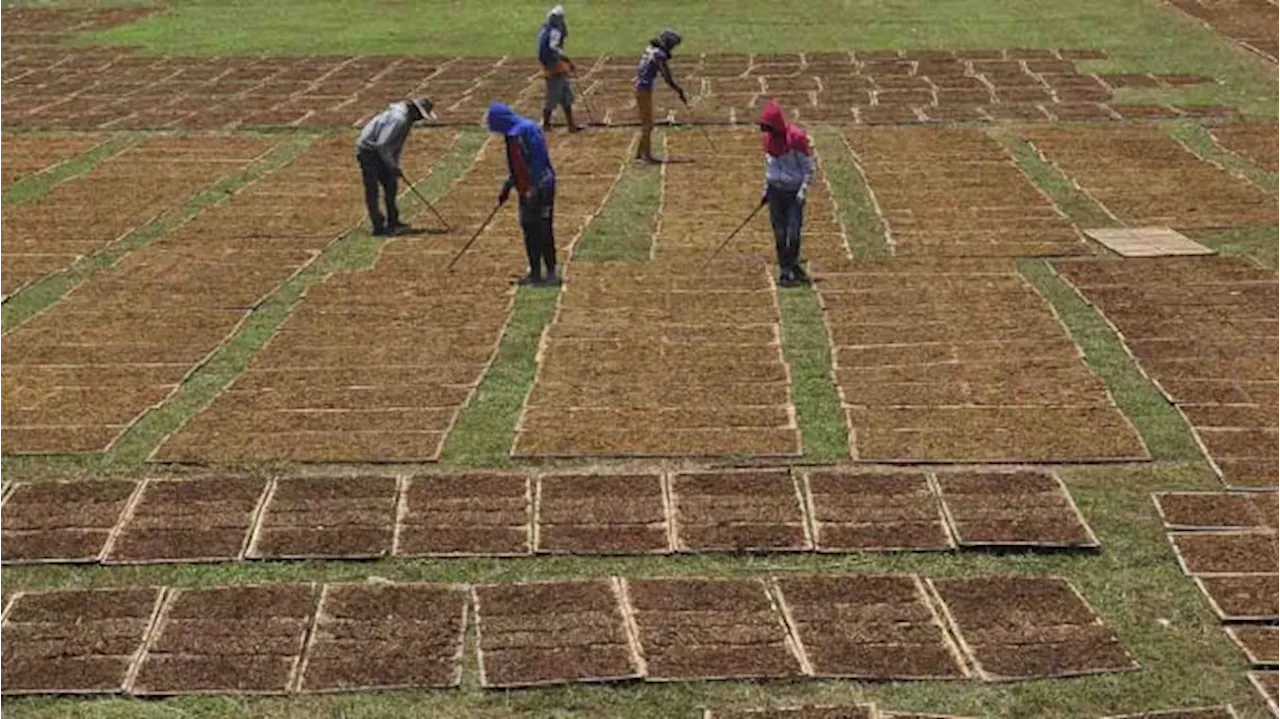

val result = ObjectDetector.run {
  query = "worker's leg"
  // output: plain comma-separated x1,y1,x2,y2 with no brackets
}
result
377,157,400,228
357,151,386,234
561,80,581,132
787,192,806,280
636,90,654,160
517,195,542,283
543,77,559,129
539,184,558,281
767,187,793,281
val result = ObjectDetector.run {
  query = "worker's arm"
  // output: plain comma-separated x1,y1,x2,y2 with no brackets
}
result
548,28,573,68
761,158,771,206
797,153,815,201
797,137,815,201
659,60,686,103
499,136,533,203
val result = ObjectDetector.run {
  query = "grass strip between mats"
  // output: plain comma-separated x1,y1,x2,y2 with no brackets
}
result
107,131,487,467
1018,257,1205,463
993,127,1119,230
2,132,142,207
813,126,891,260
1,135,315,333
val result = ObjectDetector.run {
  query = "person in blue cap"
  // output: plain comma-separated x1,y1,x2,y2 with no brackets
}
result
486,102,559,286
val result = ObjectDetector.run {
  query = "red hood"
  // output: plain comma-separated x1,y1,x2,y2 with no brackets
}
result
760,99,809,157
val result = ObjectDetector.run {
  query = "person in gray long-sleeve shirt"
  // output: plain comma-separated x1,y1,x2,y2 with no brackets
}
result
355,98,435,236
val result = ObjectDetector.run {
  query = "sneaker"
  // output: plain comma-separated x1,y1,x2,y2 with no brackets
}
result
516,274,543,286
387,222,411,236
791,264,810,284
538,274,563,287
372,226,391,237
778,270,796,287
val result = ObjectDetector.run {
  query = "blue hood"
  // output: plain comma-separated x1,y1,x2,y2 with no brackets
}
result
486,102,521,135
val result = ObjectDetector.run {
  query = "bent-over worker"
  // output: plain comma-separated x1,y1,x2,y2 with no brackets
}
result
355,98,436,236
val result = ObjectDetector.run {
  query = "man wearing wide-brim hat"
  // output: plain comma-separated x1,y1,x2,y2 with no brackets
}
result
355,98,436,236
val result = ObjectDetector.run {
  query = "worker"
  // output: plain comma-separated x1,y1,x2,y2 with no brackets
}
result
759,98,814,286
355,98,436,236
634,29,686,163
486,102,560,286
538,5,582,132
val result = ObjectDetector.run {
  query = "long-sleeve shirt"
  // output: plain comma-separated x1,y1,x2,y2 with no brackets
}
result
487,102,555,195
759,99,814,194
355,103,413,170
634,45,672,91
764,148,815,193
538,22,569,74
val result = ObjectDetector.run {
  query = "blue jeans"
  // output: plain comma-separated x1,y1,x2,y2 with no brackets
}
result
767,187,804,271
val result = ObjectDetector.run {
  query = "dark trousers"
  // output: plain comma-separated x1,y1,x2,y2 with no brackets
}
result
767,186,804,270
357,149,399,231
519,184,557,277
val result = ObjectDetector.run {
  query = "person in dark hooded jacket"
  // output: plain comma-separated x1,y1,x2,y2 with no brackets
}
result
487,102,560,285
633,29,685,163
759,99,814,285
355,98,435,236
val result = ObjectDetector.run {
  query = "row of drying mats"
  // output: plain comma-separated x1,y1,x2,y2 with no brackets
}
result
2,573,1132,695
1,467,1098,565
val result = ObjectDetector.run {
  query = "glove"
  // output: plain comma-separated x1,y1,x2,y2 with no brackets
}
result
498,186,511,205
797,187,807,203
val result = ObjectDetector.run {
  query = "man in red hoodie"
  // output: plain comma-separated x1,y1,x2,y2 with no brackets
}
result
759,99,815,286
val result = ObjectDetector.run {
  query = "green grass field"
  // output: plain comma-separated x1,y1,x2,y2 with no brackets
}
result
3,0,1278,716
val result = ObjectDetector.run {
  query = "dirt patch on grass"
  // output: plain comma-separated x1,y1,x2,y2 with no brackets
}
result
474,578,640,687
930,575,1137,681
248,476,397,560
298,583,468,692
775,574,966,679
626,576,803,681
397,473,531,556
803,470,951,551
2,586,163,695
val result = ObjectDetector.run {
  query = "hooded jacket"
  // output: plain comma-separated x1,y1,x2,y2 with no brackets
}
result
537,7,569,75
487,102,555,196
356,102,415,170
760,99,814,195
635,30,681,91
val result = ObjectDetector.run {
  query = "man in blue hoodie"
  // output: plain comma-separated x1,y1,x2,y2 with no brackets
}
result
487,102,560,286
355,98,435,236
